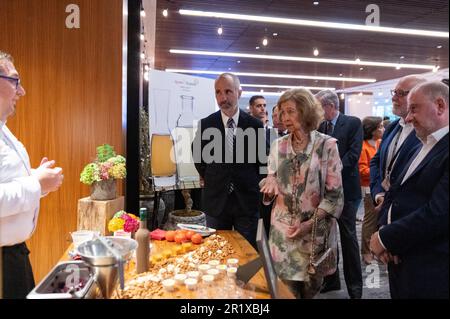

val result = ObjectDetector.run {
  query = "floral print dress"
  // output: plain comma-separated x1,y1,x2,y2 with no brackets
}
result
267,130,344,282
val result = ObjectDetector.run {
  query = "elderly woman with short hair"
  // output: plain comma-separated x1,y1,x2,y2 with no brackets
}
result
260,88,344,299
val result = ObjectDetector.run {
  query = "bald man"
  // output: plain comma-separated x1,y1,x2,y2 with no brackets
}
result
370,81,449,299
370,75,426,223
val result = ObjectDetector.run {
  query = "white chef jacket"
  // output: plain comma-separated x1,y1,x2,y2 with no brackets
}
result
0,122,41,247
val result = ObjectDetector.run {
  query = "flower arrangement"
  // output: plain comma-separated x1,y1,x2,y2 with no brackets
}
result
80,144,126,185
108,211,140,233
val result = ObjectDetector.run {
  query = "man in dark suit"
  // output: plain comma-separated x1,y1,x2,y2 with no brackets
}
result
192,73,265,248
370,75,426,224
370,81,449,299
316,90,363,299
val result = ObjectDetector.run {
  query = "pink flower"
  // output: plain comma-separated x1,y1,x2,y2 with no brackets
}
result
124,218,139,233
279,140,289,155
326,171,342,189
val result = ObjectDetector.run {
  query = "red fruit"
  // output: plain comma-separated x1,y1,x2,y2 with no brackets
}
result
174,233,186,244
191,233,203,245
165,231,176,242
185,230,196,240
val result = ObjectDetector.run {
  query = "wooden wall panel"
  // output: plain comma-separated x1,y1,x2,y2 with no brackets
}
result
0,0,124,282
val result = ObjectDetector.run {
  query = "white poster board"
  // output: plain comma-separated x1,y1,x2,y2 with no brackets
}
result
148,70,216,184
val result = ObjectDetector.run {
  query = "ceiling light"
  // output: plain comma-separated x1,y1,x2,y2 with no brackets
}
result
313,1,319,5
340,93,345,99
217,27,223,35
433,66,440,72
163,9,169,17
140,9,146,18
360,67,364,71
396,65,401,70
140,33,145,41
140,53,146,60
144,64,150,71
313,48,319,56
263,38,269,46
339,73,343,77
165,69,377,83
237,60,241,64
437,45,443,49
241,84,335,91
400,56,405,59
144,72,149,82
179,9,449,38
260,89,264,93
355,58,361,64
273,33,278,37
255,46,260,50
169,49,436,70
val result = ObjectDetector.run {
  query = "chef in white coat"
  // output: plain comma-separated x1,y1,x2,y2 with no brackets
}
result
0,51,64,299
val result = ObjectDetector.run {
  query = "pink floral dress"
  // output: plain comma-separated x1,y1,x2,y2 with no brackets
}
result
267,131,344,281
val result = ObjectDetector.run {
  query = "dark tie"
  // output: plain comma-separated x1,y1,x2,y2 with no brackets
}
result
326,121,334,135
227,118,235,194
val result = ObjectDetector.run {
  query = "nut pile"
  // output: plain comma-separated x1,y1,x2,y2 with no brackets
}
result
113,234,236,299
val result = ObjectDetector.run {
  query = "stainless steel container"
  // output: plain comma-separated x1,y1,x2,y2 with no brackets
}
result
27,261,100,299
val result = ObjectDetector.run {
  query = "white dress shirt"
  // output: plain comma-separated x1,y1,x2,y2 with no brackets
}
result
379,125,449,250
0,122,41,247
375,118,415,203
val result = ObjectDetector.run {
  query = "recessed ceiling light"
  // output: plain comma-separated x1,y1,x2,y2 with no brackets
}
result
339,73,343,77
437,45,443,49
273,33,278,37
165,69,377,83
256,46,260,50
340,93,345,99
241,84,335,91
162,9,168,17
400,56,405,59
140,9,146,18
237,60,241,64
217,27,223,35
179,9,449,38
355,58,361,64
140,52,146,60
169,49,436,70
313,48,319,56
140,33,145,41
313,1,320,5
360,67,364,71
396,65,401,70
262,38,268,46
228,67,232,71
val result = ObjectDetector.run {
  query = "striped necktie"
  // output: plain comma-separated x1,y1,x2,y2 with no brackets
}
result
227,118,235,193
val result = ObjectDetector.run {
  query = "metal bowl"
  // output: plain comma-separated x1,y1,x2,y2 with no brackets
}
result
76,236,137,267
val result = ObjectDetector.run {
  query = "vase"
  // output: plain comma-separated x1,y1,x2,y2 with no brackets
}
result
90,179,117,200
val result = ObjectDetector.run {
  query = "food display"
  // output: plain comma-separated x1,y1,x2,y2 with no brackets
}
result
114,234,237,299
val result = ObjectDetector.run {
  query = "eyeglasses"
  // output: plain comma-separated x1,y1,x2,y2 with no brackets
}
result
0,75,21,90
390,89,410,97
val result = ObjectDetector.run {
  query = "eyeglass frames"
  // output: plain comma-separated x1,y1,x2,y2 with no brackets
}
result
0,75,21,90
390,89,410,97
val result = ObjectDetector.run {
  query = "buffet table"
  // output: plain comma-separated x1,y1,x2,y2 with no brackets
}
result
60,231,294,299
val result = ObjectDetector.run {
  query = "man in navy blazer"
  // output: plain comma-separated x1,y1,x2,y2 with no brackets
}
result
316,90,363,299
370,81,449,299
370,75,426,224
192,73,265,248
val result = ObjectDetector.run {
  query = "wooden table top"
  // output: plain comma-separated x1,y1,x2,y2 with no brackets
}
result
61,230,294,299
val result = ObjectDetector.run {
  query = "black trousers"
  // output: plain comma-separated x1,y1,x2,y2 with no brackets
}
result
205,192,259,249
2,243,35,299
322,199,363,299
